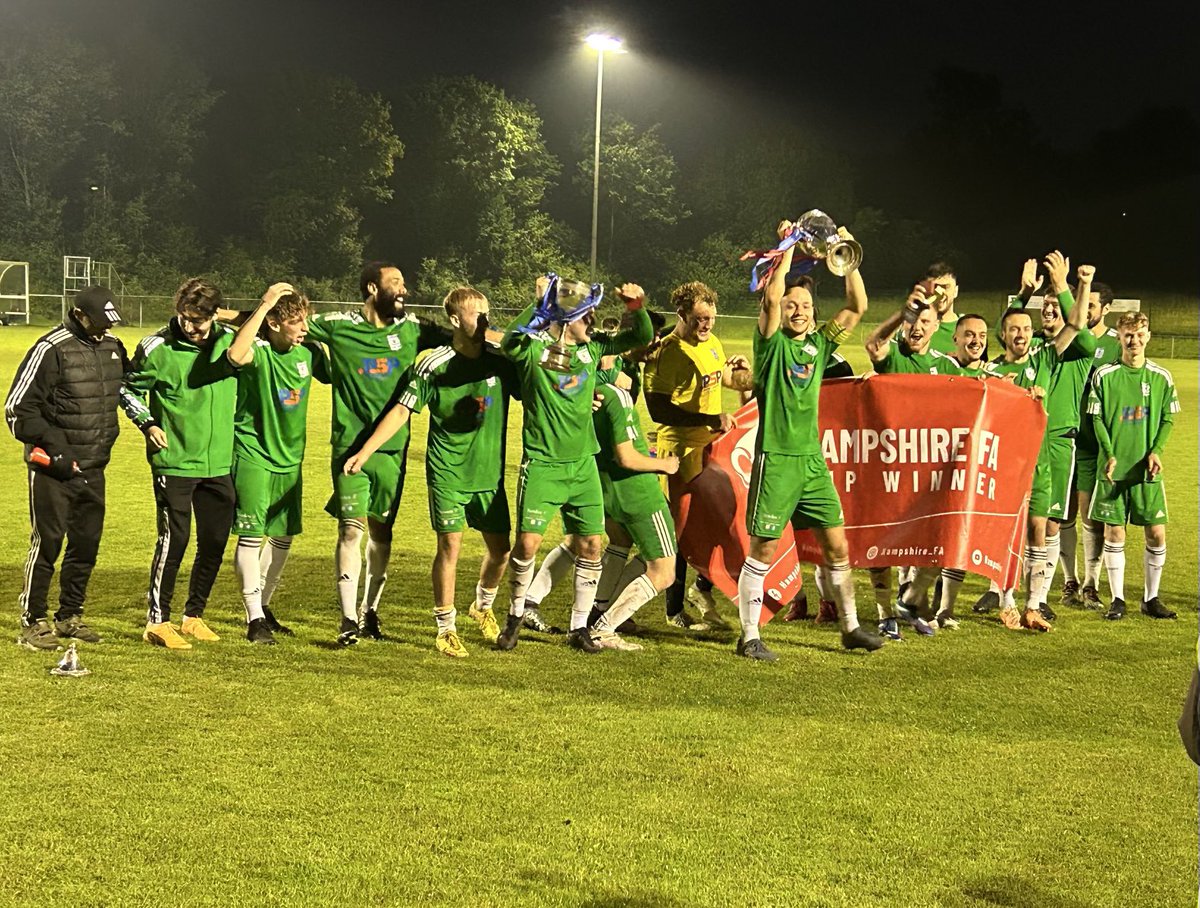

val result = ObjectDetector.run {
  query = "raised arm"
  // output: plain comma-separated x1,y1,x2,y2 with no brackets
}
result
1016,258,1044,306
829,227,868,334
597,284,652,355
759,219,795,339
227,283,295,367
865,284,926,365
500,303,538,359
1044,251,1082,356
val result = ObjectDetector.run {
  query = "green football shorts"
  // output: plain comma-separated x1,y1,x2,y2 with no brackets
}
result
1090,475,1169,527
746,451,844,539
1075,443,1101,501
234,457,303,537
428,483,511,536
327,447,407,525
1044,434,1076,522
517,456,604,537
602,472,677,561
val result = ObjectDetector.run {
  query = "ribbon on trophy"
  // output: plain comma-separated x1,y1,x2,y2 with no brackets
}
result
519,273,605,335
740,210,863,292
739,227,818,294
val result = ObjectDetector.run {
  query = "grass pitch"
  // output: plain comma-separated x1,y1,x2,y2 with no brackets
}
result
0,318,1196,907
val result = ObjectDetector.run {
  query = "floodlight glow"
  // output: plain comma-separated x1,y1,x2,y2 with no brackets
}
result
585,33,624,52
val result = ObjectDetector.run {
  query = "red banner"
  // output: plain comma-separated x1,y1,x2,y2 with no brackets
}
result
676,375,1045,617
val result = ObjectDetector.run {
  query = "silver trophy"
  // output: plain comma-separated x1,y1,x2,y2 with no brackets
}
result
795,210,863,276
538,278,596,373
49,641,91,677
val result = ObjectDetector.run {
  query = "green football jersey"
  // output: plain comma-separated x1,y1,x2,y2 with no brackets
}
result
875,340,964,376
1041,330,1098,434
593,383,665,513
985,351,1053,403
1086,360,1179,483
234,339,315,471
501,304,651,464
595,354,643,403
753,321,844,456
1076,328,1122,454
305,309,449,454
397,345,515,491
929,315,959,355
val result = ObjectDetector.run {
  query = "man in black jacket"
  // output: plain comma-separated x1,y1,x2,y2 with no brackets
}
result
5,286,129,650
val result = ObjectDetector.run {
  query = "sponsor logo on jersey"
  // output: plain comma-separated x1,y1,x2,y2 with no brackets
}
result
789,362,815,384
278,387,305,410
699,369,722,388
357,356,402,378
1120,405,1146,423
472,394,494,425
555,369,590,398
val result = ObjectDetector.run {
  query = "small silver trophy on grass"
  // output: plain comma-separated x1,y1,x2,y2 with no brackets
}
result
49,641,90,677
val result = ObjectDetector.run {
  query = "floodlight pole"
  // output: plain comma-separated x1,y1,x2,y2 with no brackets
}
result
589,49,604,281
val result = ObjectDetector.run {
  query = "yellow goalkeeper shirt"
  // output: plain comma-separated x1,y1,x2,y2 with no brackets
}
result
645,331,726,451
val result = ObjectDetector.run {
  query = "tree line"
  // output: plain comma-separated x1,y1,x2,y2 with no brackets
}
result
1,26,1194,313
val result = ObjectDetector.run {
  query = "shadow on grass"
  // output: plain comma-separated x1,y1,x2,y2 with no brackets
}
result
940,874,1094,908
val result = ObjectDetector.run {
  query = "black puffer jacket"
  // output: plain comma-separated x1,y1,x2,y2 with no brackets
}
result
5,314,129,471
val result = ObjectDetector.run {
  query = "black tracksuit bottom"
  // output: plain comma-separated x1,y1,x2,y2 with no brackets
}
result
19,468,106,624
145,474,236,624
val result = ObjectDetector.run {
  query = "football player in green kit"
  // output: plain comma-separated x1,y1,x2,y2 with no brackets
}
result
983,253,1090,632
305,262,450,646
495,277,652,654
736,219,882,661
1016,265,1115,621
343,287,517,657
1086,311,1179,621
226,283,325,644
1062,281,1121,608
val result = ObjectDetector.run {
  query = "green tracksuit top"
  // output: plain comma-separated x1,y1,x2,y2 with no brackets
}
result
121,319,237,477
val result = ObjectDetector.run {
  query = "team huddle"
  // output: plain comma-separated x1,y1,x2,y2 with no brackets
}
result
5,221,1180,661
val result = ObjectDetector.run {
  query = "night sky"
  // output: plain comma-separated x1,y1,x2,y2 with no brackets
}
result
36,0,1199,152
15,0,1200,288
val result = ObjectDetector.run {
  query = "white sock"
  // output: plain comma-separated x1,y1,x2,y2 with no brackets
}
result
900,567,938,608
507,556,535,617
434,607,456,634
1144,545,1166,601
475,583,498,610
938,569,966,618
1025,546,1047,610
260,536,292,609
361,537,390,615
1002,587,1017,609
1082,523,1103,589
570,557,603,631
236,537,265,622
611,555,647,605
595,574,658,634
336,519,365,622
1103,541,1125,602
1042,534,1061,604
827,562,859,632
737,557,769,642
525,543,574,608
815,566,833,602
595,544,631,609
899,565,915,586
1059,520,1078,584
